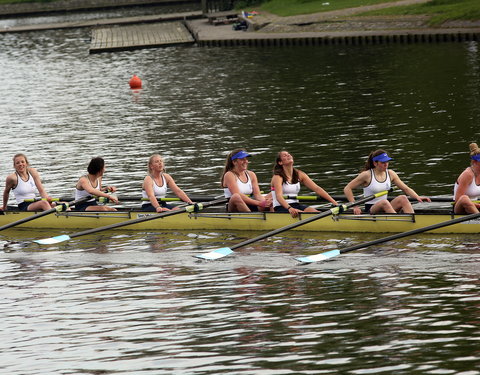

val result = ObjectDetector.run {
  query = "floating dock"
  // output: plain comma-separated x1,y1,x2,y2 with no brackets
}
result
89,21,194,53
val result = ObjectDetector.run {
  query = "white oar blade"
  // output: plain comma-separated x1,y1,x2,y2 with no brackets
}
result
195,247,234,260
296,249,341,264
34,234,71,245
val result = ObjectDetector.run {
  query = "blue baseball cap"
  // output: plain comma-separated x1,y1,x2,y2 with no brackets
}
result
231,150,251,160
372,152,392,162
471,154,480,161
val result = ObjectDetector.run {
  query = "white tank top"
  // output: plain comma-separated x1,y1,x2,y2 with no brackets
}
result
12,172,38,204
273,181,300,208
75,176,98,202
453,172,480,199
363,169,390,205
142,174,168,199
223,171,253,198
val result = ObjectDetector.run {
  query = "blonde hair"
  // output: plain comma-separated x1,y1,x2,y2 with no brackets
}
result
13,153,29,166
148,154,164,175
469,143,480,156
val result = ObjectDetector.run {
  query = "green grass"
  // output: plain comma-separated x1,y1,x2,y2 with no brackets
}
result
256,0,404,17
244,0,480,24
360,0,480,25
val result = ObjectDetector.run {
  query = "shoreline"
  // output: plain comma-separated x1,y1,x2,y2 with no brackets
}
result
1,0,480,47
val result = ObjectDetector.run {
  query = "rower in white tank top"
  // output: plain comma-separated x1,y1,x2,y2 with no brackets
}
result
272,181,300,208
453,172,480,199
363,168,391,205
142,174,168,199
12,172,37,204
224,171,253,198
75,175,98,203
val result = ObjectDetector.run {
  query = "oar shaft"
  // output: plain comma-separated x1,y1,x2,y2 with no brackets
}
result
195,191,389,260
0,207,57,231
24,198,60,202
337,212,480,256
62,197,228,240
58,195,225,203
230,192,386,251
0,195,92,231
290,194,453,203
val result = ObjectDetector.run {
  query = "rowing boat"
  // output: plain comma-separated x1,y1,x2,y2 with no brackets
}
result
0,207,479,234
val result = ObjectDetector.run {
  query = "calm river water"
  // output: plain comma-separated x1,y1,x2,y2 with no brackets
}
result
0,16,479,375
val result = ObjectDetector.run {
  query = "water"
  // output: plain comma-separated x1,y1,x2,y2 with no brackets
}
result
0,3,200,28
0,20,479,374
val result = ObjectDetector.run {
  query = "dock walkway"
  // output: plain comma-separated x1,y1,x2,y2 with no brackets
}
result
90,21,194,53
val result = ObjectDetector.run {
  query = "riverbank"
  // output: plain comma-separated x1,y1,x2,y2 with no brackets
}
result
1,0,480,48
236,0,480,34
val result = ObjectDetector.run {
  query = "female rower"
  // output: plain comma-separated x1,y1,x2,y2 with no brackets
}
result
271,150,338,218
344,149,430,215
2,153,54,211
221,149,272,212
74,157,118,211
453,142,480,214
141,154,193,212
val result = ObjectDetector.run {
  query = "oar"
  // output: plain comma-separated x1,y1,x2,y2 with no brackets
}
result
0,195,94,232
288,194,453,203
34,197,228,245
24,198,61,202
56,195,225,203
296,211,480,264
195,190,388,260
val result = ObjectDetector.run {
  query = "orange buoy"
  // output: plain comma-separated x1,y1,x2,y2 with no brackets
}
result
129,75,142,89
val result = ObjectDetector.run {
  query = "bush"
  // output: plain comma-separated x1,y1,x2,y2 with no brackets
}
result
235,0,266,8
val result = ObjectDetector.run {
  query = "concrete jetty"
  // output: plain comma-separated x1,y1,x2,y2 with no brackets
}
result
186,17,480,47
90,21,194,53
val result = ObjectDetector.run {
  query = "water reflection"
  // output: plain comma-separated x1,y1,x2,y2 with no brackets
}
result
6,254,479,374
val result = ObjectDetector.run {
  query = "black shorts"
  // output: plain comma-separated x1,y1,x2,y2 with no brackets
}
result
74,200,99,211
274,202,309,213
17,201,33,211
141,202,174,212
246,204,259,212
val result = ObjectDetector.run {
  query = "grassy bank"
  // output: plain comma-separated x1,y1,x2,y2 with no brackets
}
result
256,0,400,17
252,0,480,24
360,0,480,25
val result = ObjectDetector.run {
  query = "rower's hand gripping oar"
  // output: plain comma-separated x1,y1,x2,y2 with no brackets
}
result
195,190,388,260
34,197,228,245
0,195,94,232
296,210,480,264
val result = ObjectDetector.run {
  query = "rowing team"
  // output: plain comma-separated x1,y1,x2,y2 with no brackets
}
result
3,143,480,217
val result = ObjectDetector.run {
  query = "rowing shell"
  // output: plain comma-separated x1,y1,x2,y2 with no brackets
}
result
0,209,479,234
